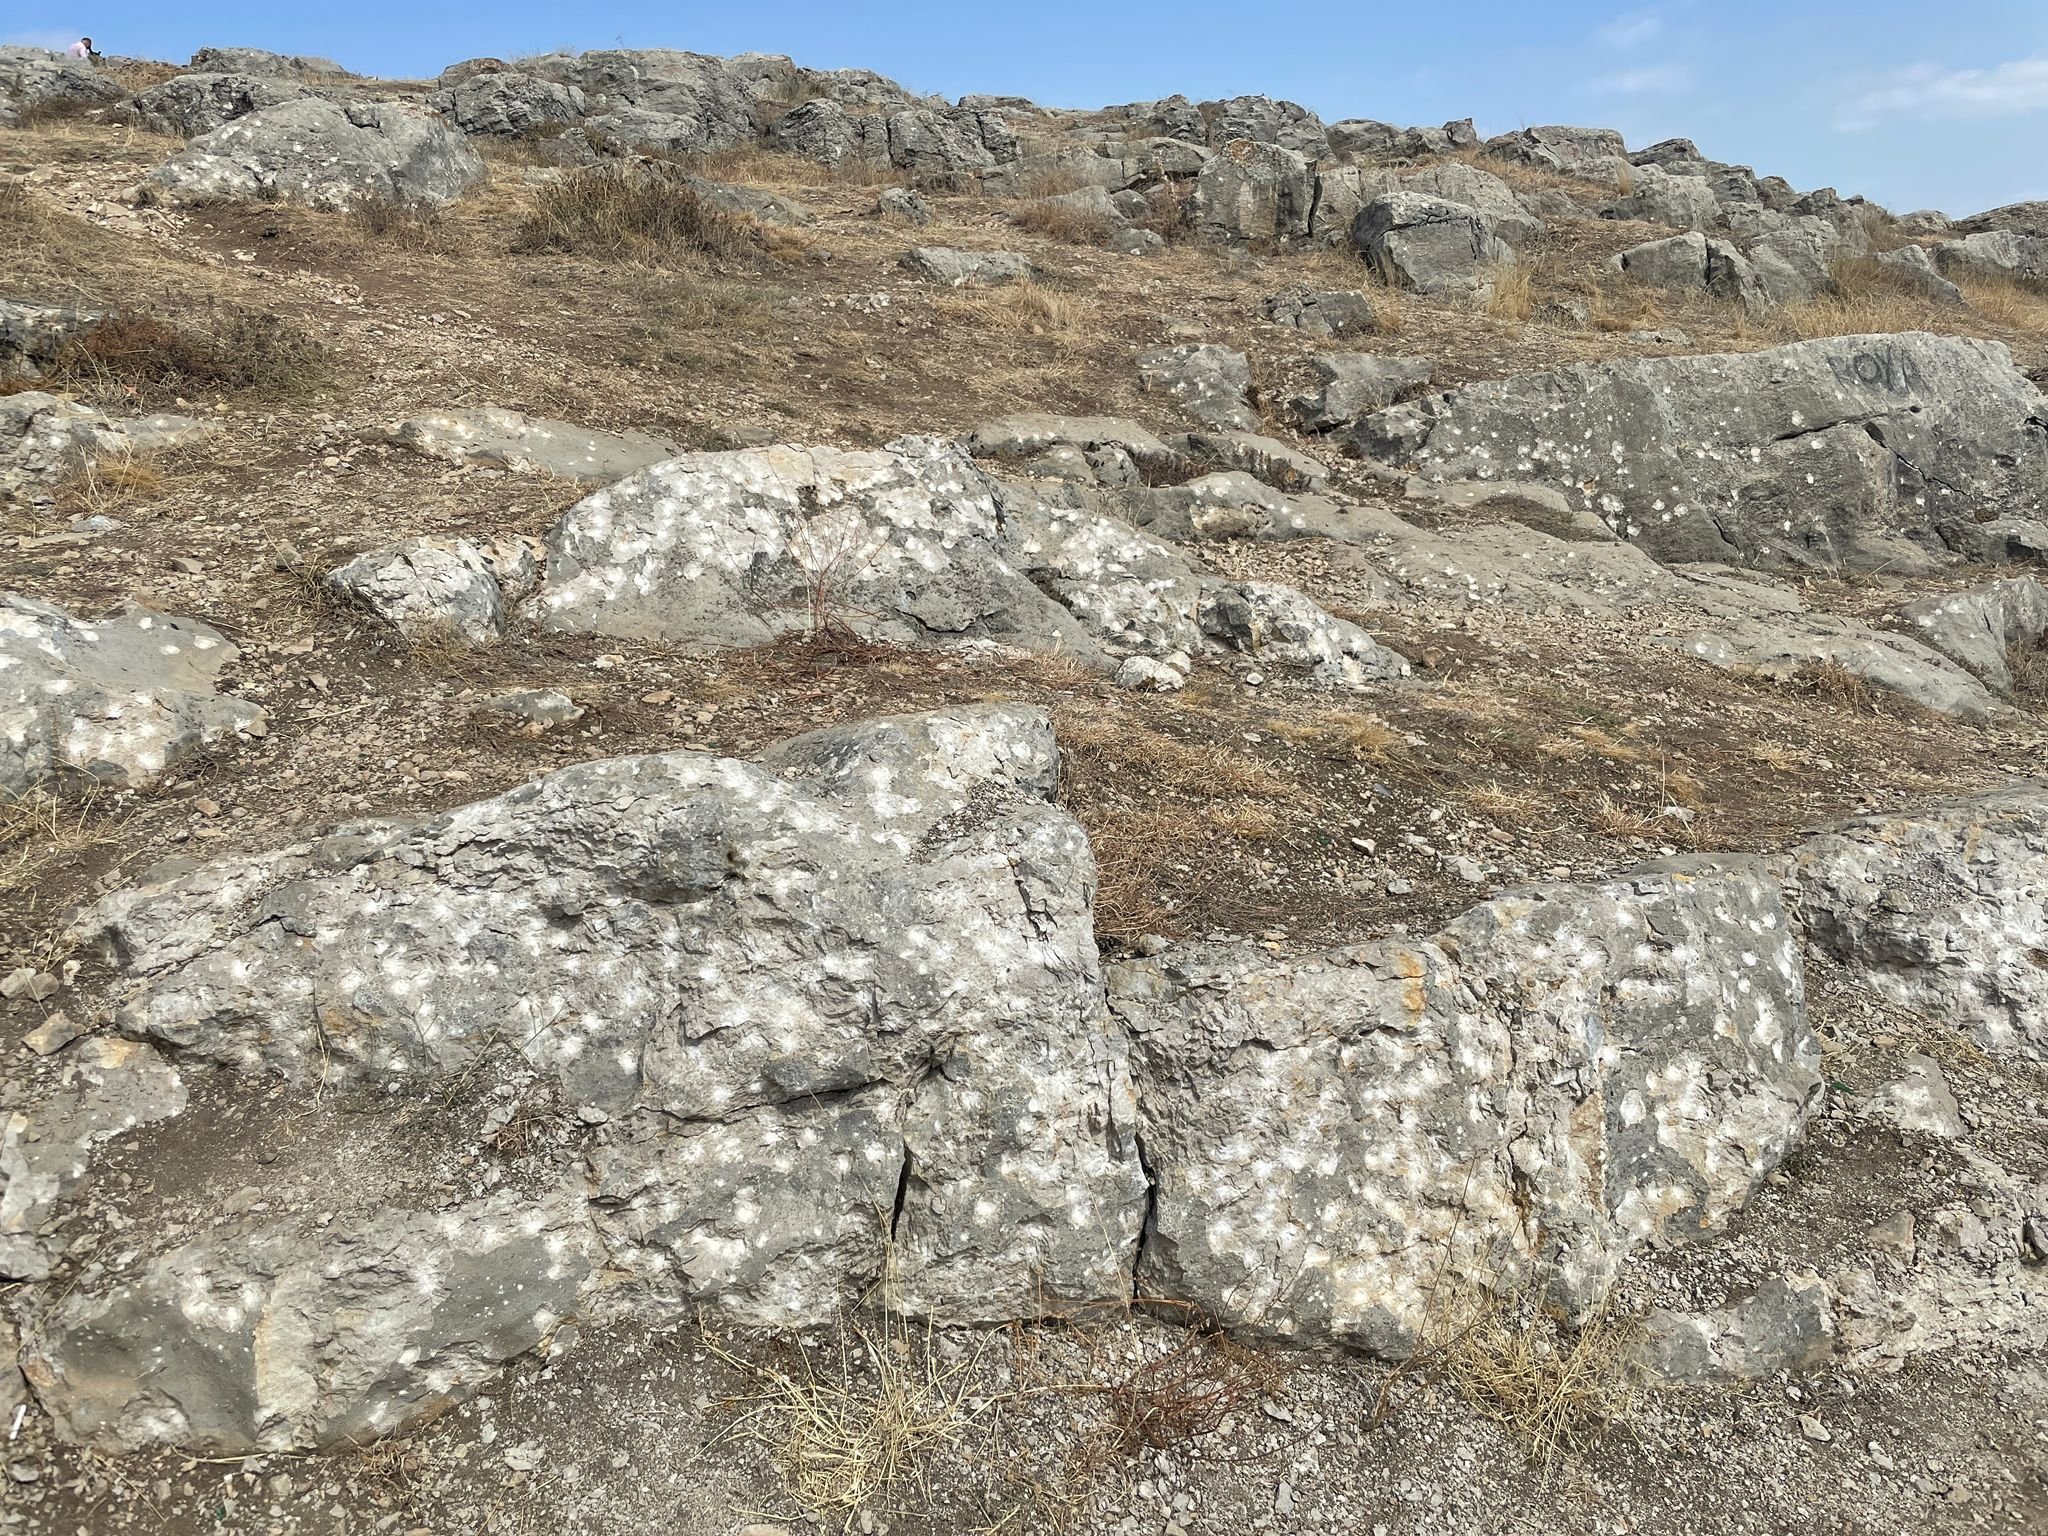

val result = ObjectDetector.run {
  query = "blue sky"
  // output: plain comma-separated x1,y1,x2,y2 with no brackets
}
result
11,1,2047,216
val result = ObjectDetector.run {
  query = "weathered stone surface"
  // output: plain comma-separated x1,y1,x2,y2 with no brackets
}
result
1612,231,1710,290
0,593,264,795
770,98,887,167
429,70,585,136
1933,229,2048,283
0,46,125,127
1898,577,2048,693
903,247,1034,287
27,1187,600,1452
1190,139,1312,245
884,106,1017,177
1876,244,1966,307
2,391,214,502
1203,95,1326,160
521,49,779,153
1401,162,1543,246
1355,334,2048,572
1136,343,1257,430
874,185,931,224
1610,162,1721,231
1351,193,1512,294
1860,1055,1965,1139
1640,1276,1837,1383
1111,858,1821,1349
1,1041,185,1281
1791,788,2048,1058
116,72,310,137
1286,353,1434,430
66,706,1148,1339
1659,614,2006,720
152,99,486,208
963,414,1182,477
1182,428,1329,491
325,536,540,645
1307,164,1399,245
1261,289,1379,338
1195,582,1409,687
186,47,353,78
387,407,680,482
0,299,102,380
1954,199,2048,238
1483,124,1626,178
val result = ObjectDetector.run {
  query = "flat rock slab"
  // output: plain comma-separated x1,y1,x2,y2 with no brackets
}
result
1898,576,2048,693
1136,343,1257,431
1660,613,2006,720
1287,353,1434,431
388,407,681,482
1355,332,2048,573
1182,427,1329,491
0,593,265,794
903,247,1034,286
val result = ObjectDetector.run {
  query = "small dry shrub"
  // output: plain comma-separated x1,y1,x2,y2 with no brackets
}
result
1010,197,1115,247
349,196,462,254
515,162,788,264
39,308,329,406
52,453,165,518
1787,658,1881,711
1431,1282,1636,1467
2011,641,2048,704
1482,259,1535,321
1133,179,1192,244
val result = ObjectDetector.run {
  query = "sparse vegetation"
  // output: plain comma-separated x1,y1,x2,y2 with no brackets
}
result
515,161,796,264
349,195,462,253
23,308,330,406
1431,1280,1637,1467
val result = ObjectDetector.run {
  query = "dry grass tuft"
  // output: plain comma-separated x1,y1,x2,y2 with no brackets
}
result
36,308,329,407
932,280,1087,343
515,162,796,265
1010,197,1116,248
709,1307,991,1527
348,196,463,254
1432,1281,1637,1467
1482,260,1535,321
1,785,127,949
1955,273,2048,335
1265,708,1408,765
1776,259,1930,340
52,452,166,519
2010,641,2048,705
1787,659,1881,711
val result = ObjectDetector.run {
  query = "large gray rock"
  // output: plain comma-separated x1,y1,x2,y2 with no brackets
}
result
387,407,681,481
1609,161,1722,230
903,247,1034,286
1261,290,1381,338
1,1040,185,1281
1285,353,1435,430
1111,857,1821,1348
521,49,777,152
1483,124,1626,178
0,593,264,794
770,98,887,168
151,99,486,209
325,536,541,645
1351,193,1513,293
115,72,310,137
1611,231,1711,290
186,47,353,78
962,414,1182,478
1791,788,2048,1058
1742,217,1844,303
0,46,126,127
1203,95,1327,160
1875,244,1966,307
1190,139,1312,245
1954,199,2048,238
60,706,1148,1343
1401,161,1543,246
0,299,102,379
1898,577,2048,693
1355,334,2048,572
1135,343,1257,430
428,70,585,136
880,106,1017,179
1932,230,2048,283
1306,164,1400,245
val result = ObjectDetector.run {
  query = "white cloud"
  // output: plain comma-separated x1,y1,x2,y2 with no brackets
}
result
1594,11,1664,49
1836,55,2048,130
2,31,80,51
1592,66,1692,97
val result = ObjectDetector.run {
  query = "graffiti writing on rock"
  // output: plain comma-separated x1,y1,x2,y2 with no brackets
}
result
1828,345,1926,395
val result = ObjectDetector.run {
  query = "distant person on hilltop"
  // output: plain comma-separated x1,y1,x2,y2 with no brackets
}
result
66,36,102,64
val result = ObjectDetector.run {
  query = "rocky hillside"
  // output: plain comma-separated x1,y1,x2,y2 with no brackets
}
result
1,40,2045,1536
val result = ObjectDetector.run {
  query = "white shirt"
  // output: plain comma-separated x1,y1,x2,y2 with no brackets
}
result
66,40,91,58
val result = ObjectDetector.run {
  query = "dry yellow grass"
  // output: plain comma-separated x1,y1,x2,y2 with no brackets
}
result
1433,1281,1637,1467
1,786,128,955
1955,273,2048,335
1483,260,1535,321
1009,196,1116,248
52,452,167,519
931,280,1088,343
